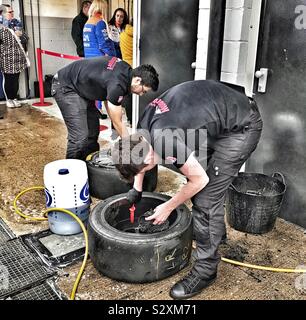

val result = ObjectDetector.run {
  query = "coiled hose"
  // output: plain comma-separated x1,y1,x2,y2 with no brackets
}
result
13,186,88,300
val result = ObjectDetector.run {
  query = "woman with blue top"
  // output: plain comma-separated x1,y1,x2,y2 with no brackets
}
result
83,0,116,58
83,0,116,119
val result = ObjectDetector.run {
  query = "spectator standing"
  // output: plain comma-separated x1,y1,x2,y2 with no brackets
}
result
2,4,28,49
120,19,133,66
71,0,92,57
83,0,116,119
0,5,29,108
0,6,5,101
83,0,115,58
108,8,129,59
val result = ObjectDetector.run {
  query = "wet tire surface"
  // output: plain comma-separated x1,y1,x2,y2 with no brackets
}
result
88,192,193,283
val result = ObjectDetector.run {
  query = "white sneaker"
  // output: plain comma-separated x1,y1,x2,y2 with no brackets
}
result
6,100,16,108
13,99,22,107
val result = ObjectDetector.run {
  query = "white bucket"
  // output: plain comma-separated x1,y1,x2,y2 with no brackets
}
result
43,159,90,235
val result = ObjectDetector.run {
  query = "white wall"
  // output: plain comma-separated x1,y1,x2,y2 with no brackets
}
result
194,0,211,80
195,0,259,96
23,0,78,18
220,0,252,86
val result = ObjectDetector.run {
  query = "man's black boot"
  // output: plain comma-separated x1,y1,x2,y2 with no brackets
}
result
170,271,216,300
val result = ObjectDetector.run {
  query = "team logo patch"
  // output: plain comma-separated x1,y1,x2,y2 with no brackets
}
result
165,156,177,164
149,98,170,114
107,57,118,70
118,96,123,103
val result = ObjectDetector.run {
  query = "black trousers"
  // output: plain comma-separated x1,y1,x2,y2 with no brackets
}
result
51,78,100,160
192,101,263,278
3,73,20,100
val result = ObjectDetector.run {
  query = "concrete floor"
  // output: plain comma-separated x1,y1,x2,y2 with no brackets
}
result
0,100,306,300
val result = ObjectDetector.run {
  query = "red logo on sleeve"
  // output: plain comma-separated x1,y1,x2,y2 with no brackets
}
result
149,98,170,114
107,57,118,70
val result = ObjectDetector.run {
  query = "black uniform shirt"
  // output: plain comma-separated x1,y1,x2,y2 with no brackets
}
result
138,80,252,168
57,56,132,105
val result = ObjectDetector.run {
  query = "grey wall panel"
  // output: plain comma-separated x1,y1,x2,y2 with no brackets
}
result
139,0,199,114
248,0,306,228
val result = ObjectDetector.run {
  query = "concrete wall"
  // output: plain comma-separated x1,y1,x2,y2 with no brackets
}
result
22,0,78,97
23,0,78,18
25,16,77,97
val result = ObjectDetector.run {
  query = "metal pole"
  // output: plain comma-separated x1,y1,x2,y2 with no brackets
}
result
32,48,52,107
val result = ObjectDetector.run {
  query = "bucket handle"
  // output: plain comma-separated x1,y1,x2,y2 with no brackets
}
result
272,172,286,187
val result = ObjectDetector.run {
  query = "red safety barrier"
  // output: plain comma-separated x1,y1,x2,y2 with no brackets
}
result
32,48,81,107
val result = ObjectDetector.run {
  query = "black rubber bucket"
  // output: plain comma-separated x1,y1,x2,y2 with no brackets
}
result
226,172,286,234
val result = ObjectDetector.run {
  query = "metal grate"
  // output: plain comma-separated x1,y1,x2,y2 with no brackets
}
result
0,218,15,244
0,238,55,299
22,229,85,268
9,280,64,300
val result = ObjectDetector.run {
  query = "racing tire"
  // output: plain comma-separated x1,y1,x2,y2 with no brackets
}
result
88,192,193,283
86,149,158,200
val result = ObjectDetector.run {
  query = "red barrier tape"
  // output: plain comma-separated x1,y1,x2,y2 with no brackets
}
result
32,48,81,107
40,49,82,61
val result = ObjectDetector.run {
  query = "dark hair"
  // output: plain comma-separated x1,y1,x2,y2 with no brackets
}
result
108,8,129,30
81,1,92,9
131,65,159,92
111,133,150,182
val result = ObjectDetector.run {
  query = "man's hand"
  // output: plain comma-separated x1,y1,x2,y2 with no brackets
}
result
126,188,142,205
145,201,173,225
105,101,129,137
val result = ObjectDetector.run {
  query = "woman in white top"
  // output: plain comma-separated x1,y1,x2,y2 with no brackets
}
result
108,8,128,59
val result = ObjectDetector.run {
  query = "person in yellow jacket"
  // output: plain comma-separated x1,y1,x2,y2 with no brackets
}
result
119,22,134,124
120,23,133,67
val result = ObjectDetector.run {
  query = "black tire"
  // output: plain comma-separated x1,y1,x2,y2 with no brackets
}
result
88,192,193,283
86,149,158,200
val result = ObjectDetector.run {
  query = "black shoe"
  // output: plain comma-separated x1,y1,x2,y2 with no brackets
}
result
170,271,216,300
99,113,107,120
